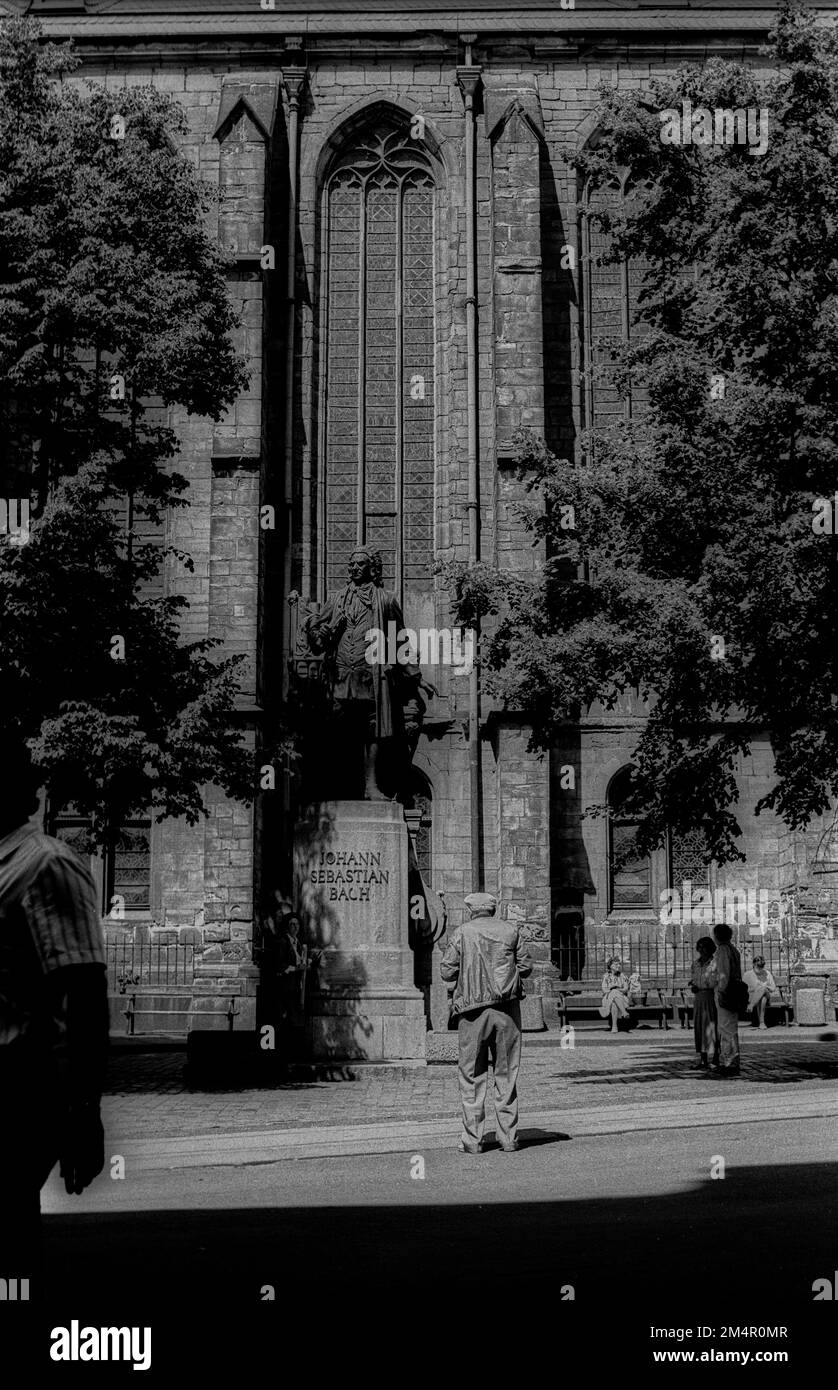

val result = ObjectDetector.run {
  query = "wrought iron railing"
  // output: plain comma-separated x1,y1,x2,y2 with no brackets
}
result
106,941,195,991
553,934,792,990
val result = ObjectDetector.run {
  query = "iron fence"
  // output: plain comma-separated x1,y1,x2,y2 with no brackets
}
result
554,932,792,990
106,941,195,991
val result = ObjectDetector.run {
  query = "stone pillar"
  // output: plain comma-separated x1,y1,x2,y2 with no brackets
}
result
487,85,546,462
295,801,427,1061
186,79,281,1039
485,91,552,1001
495,722,551,989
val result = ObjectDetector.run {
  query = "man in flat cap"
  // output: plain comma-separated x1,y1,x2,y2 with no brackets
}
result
440,891,532,1153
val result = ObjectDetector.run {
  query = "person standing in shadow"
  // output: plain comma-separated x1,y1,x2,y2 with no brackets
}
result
712,922,744,1077
0,740,109,1298
690,936,719,1069
441,892,532,1155
553,907,584,981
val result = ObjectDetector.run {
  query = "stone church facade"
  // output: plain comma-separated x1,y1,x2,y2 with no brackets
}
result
16,0,838,1043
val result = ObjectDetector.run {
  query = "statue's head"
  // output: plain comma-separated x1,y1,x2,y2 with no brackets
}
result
348,546,383,586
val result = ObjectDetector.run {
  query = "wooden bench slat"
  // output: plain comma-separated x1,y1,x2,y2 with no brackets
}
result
556,989,670,1030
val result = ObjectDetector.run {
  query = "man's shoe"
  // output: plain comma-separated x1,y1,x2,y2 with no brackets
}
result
458,1140,484,1155
499,1140,520,1153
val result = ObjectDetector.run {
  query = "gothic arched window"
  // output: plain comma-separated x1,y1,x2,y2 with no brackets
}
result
581,173,649,434
322,118,436,602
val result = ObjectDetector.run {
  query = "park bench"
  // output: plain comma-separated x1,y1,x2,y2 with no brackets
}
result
556,987,669,1031
673,984,793,1028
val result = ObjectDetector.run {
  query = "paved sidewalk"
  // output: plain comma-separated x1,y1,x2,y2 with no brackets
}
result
101,1028,838,1148
106,1088,838,1169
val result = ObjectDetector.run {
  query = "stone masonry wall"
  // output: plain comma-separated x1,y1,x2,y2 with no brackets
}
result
66,30,798,1033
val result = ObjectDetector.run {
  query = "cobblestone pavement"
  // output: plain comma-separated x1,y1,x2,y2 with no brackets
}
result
102,1029,838,1141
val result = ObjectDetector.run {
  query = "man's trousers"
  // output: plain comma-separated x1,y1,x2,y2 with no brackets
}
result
0,1048,60,1299
716,998,741,1069
456,1001,522,1147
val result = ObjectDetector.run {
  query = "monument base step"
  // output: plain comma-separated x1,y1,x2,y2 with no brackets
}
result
184,1029,430,1085
306,1004,427,1062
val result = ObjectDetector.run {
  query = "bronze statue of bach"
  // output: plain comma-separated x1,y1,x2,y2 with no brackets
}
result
305,546,431,800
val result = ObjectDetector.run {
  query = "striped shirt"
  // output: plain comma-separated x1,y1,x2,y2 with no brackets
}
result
0,822,105,1048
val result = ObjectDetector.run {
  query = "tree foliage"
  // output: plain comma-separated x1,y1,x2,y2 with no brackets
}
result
0,18,263,838
0,15,247,513
1,462,255,837
447,1,838,864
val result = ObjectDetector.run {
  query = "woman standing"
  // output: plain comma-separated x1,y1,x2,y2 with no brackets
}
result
599,957,632,1034
690,937,719,1069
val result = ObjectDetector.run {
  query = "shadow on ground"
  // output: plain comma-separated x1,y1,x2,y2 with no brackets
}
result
553,1044,838,1087
104,1052,341,1096
475,1128,570,1151
29,1158,837,1366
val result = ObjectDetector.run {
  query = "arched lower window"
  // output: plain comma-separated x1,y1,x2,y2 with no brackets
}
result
322,116,436,602
581,173,649,434
607,767,652,911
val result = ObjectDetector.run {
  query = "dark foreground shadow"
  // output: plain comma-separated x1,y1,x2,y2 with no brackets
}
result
3,1158,831,1379
32,1160,838,1319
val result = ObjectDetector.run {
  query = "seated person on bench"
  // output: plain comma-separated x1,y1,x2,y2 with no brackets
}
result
742,955,776,1030
599,956,633,1034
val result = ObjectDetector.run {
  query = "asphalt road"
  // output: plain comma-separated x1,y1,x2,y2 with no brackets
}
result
38,1116,836,1315
4,1116,830,1378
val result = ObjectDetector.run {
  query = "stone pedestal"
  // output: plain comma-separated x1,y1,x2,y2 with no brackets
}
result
790,972,831,1026
295,801,427,1061
188,963,259,1032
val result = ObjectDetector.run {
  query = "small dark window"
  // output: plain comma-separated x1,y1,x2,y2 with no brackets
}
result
107,822,152,914
50,805,152,915
608,767,652,910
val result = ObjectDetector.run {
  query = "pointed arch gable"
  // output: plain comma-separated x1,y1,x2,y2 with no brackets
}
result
486,94,545,147
213,91,275,146
575,108,607,155
306,95,450,191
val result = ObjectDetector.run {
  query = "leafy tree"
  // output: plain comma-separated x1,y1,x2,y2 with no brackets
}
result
0,17,264,838
447,1,838,865
0,15,246,513
1,461,254,838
